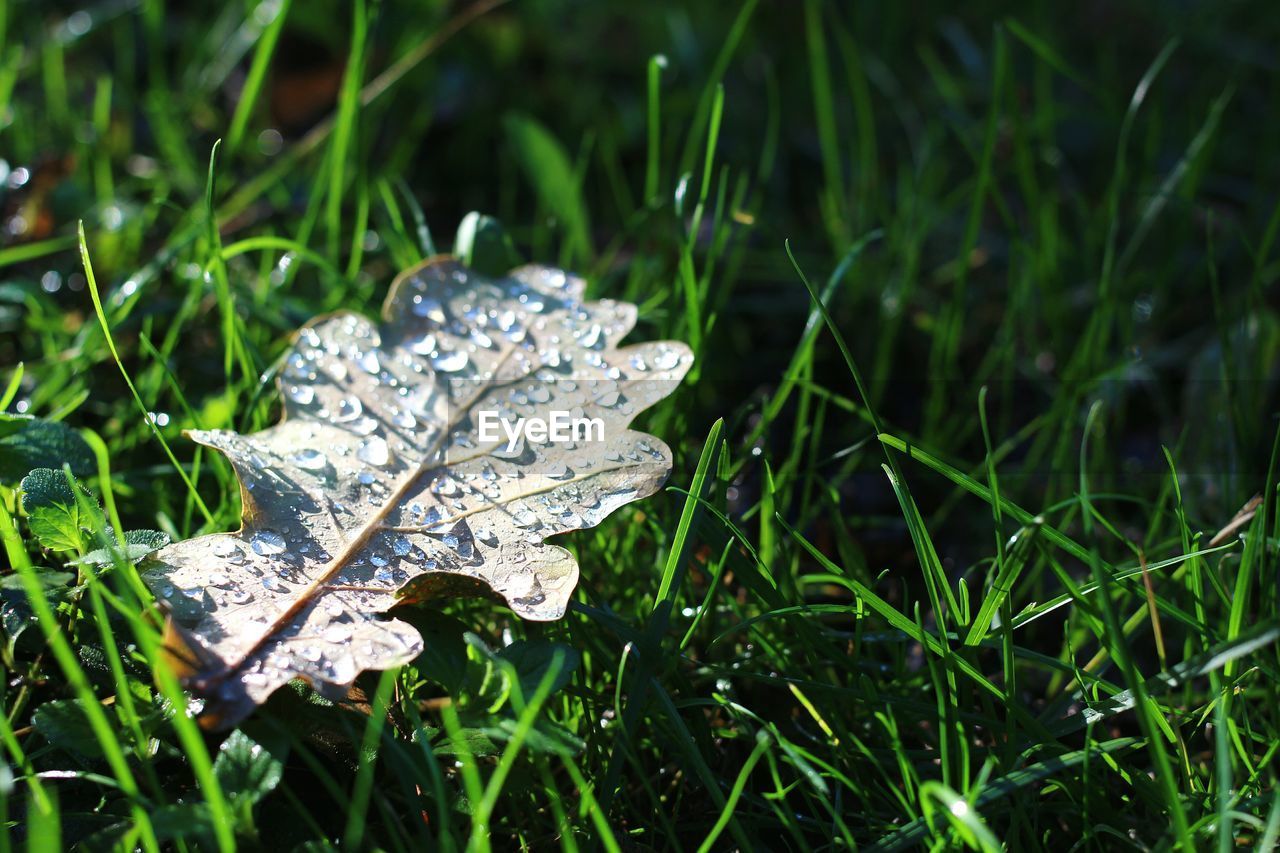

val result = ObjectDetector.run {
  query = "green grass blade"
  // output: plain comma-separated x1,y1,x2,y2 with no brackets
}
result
225,0,292,156
79,223,216,527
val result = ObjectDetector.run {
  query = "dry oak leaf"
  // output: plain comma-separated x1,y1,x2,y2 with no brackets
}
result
145,258,692,727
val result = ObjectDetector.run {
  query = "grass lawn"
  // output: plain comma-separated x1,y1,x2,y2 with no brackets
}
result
3,0,1280,849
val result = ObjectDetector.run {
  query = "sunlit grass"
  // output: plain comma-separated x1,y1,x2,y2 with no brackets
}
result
2,1,1279,850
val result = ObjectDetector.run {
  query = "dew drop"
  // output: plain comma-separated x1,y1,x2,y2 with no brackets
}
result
357,436,390,466
290,448,329,471
492,437,525,460
578,324,603,349
334,397,363,422
412,295,446,322
251,530,287,556
213,539,245,564
323,625,352,644
409,333,436,355
351,416,379,436
286,384,315,406
653,347,682,370
511,505,541,529
431,349,469,373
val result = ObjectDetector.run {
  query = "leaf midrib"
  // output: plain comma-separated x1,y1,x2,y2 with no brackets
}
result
213,343,522,681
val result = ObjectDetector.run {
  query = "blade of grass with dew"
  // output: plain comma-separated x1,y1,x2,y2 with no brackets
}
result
468,653,567,851
779,517,1062,745
73,480,242,849
1045,621,1280,738
1078,402,1193,847
872,739,1142,852
395,177,437,258
79,223,216,527
0,362,22,409
9,556,161,850
220,236,347,283
696,729,772,853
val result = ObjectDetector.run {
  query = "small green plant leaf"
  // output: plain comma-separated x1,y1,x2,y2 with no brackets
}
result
149,803,217,847
33,698,113,760
483,716,584,757
424,725,502,757
399,609,470,693
1,570,73,654
20,468,103,553
74,529,171,569
497,640,580,699
214,730,285,806
0,417,95,482
426,719,583,758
